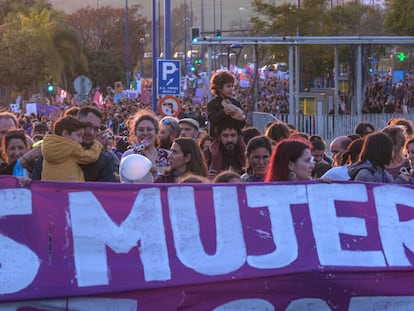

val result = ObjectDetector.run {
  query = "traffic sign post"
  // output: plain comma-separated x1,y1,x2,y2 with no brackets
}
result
157,95,182,117
73,76,92,104
157,60,180,96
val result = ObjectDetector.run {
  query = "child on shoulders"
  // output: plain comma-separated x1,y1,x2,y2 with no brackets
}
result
207,70,246,138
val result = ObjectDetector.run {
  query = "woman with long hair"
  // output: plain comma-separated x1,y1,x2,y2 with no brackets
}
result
348,132,404,183
264,139,314,182
241,135,272,182
1,130,41,184
264,121,291,146
154,138,207,183
381,125,410,179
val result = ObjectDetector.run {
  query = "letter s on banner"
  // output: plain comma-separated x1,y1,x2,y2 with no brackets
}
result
0,189,40,294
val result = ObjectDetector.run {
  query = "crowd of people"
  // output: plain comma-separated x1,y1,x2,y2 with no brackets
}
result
1,70,414,187
362,75,414,114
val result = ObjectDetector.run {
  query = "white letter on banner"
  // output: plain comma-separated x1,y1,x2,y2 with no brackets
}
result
0,189,40,295
349,296,414,310
69,189,170,287
245,185,306,268
168,186,246,275
374,185,414,266
307,184,385,266
213,299,275,310
0,297,138,311
286,298,332,311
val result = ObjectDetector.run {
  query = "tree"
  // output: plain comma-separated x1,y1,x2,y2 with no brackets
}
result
384,0,414,35
170,3,195,56
0,3,83,96
67,5,150,87
250,0,387,93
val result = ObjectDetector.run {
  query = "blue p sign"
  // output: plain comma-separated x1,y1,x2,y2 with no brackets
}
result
158,60,181,95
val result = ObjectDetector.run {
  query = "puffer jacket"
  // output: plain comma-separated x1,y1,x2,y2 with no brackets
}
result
41,134,102,181
348,160,394,183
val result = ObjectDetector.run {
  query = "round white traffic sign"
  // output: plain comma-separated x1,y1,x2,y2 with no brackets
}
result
73,76,92,95
157,96,182,117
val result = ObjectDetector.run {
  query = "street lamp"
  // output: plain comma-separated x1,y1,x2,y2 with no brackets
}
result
139,34,149,77
227,44,243,69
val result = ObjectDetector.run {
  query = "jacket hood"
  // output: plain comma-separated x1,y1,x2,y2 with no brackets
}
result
348,161,374,180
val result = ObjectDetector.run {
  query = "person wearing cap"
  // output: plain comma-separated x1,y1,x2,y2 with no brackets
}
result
179,118,200,140
159,116,181,149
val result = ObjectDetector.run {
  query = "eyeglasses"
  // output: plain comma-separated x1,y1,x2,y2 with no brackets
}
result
103,131,114,139
251,155,270,162
137,127,155,133
82,122,101,134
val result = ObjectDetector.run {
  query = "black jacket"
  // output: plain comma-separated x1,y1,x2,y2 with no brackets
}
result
207,96,245,137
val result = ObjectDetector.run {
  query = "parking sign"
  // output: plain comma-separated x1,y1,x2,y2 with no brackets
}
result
158,60,180,95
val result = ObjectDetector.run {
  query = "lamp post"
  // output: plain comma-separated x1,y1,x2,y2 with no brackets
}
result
125,0,131,88
227,44,243,70
139,34,149,77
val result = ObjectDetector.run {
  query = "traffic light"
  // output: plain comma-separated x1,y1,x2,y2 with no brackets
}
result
190,65,196,72
191,27,200,43
194,59,202,65
397,52,406,62
368,67,373,73
216,29,222,38
47,80,56,95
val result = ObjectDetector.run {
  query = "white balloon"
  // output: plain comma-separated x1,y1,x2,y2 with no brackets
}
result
120,154,152,181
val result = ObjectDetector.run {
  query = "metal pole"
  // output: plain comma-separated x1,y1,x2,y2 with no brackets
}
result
220,0,223,68
253,44,259,111
158,0,161,57
295,0,301,128
207,45,213,100
184,0,187,61
334,46,339,113
289,45,295,125
125,0,130,88
164,0,171,59
152,0,158,112
200,0,205,71
213,0,216,71
190,0,193,63
356,44,362,115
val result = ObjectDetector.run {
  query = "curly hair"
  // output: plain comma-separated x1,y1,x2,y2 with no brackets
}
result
127,110,159,146
210,71,236,96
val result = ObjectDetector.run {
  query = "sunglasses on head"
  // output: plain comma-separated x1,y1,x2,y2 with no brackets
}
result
161,118,172,125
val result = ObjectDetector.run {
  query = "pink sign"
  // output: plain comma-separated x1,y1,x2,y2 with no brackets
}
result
1,176,414,310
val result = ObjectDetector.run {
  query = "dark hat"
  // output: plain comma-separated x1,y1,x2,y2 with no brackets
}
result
179,118,199,131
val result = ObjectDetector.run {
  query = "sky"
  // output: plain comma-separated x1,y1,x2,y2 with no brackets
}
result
49,0,253,31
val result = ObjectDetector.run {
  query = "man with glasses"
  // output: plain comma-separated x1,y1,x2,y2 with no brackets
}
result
32,106,116,182
158,116,180,149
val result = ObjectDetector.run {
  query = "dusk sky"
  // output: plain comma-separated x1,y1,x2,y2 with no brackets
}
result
49,0,253,31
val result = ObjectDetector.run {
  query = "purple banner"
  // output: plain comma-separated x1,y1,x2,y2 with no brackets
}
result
1,176,414,310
